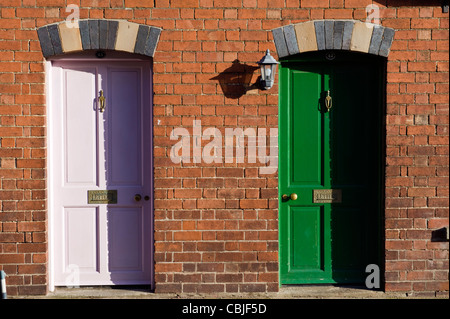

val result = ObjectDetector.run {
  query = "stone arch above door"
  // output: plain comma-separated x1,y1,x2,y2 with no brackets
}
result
272,20,395,58
37,19,161,59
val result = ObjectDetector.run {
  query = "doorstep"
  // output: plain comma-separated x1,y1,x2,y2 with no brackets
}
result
10,284,438,299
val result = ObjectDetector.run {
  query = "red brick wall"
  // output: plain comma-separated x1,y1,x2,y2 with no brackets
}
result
383,4,449,296
0,0,448,297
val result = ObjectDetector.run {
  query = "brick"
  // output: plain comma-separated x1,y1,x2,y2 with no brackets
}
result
409,40,437,51
216,168,243,177
16,8,45,18
379,27,396,57
324,9,353,19
78,20,91,50
314,20,326,51
37,0,66,5
195,9,223,19
0,254,24,264
397,8,419,18
238,9,267,19
47,23,62,55
115,20,139,53
408,62,437,72
240,283,266,292
411,18,440,29
169,0,198,7
174,189,202,198
124,0,154,6
408,188,436,197
88,19,99,49
350,21,374,53
197,199,225,209
295,21,318,53
301,0,328,7
239,242,267,251
428,198,449,207
283,24,299,56
239,199,268,209
407,125,435,135
430,136,449,145
386,198,414,208
173,231,202,241
408,167,436,176
36,26,54,58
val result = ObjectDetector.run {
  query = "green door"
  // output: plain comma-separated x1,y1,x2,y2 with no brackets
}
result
279,52,384,284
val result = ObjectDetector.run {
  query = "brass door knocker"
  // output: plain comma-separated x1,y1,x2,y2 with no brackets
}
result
99,90,105,113
325,90,332,112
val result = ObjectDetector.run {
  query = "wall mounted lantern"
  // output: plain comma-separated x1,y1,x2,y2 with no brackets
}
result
257,49,279,90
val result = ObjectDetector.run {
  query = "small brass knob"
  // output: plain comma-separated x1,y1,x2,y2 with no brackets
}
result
282,193,298,201
134,194,142,202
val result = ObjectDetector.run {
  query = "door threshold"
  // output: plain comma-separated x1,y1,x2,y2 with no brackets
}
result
48,285,154,299
279,284,386,299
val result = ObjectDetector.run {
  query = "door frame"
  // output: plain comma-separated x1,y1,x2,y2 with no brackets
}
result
278,50,386,287
46,51,155,292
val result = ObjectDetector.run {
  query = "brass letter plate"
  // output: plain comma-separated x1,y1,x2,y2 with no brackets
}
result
88,190,117,204
313,189,342,203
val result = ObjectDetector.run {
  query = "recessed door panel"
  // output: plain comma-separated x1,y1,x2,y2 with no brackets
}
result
64,207,98,272
291,71,323,187
63,68,98,186
107,69,142,186
290,206,323,271
108,207,143,271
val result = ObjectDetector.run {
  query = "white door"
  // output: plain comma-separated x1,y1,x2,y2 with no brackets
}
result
50,60,153,287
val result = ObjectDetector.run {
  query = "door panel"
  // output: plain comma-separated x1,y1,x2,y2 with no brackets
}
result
291,71,323,186
63,67,98,185
107,68,143,186
64,207,98,271
331,207,365,270
290,206,322,271
108,207,143,271
279,53,383,284
51,60,153,287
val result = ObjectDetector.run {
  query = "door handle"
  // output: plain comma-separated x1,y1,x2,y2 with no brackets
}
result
134,194,142,202
325,90,332,112
99,90,105,113
282,193,298,201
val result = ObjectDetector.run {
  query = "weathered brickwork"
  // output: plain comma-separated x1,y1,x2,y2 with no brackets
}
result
0,0,448,297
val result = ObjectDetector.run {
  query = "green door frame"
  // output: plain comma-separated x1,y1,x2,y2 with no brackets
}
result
278,50,386,286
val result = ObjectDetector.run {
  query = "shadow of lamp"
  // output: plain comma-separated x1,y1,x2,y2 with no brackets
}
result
211,60,259,99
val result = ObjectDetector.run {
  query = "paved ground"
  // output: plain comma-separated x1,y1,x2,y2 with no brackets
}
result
10,285,447,299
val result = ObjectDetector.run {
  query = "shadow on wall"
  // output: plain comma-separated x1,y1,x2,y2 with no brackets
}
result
211,59,260,99
431,227,449,242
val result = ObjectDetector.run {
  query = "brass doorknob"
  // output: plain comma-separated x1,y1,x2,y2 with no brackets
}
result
282,193,298,201
134,194,142,202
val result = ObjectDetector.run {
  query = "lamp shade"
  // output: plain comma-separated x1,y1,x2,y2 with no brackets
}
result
257,49,279,90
